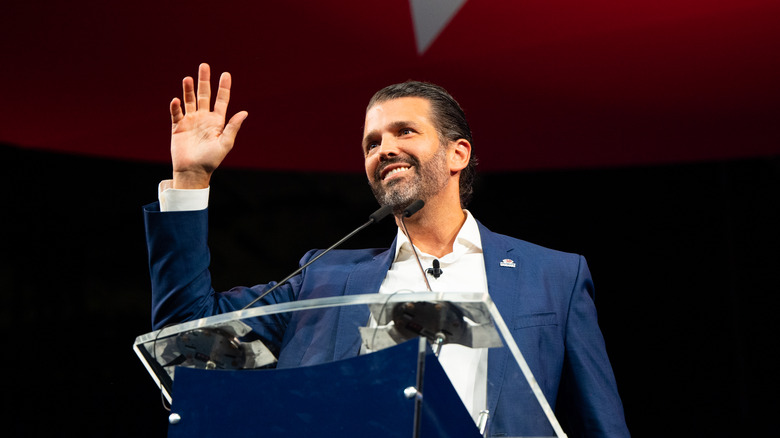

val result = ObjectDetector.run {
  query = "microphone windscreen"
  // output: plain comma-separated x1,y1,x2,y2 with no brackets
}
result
369,205,393,223
403,199,425,217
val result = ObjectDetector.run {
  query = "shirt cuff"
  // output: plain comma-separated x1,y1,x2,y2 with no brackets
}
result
158,179,210,212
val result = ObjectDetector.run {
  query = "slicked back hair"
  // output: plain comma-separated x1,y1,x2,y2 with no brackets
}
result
367,81,477,207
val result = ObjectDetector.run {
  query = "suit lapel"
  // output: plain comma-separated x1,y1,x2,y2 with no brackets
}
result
332,239,397,360
478,222,523,419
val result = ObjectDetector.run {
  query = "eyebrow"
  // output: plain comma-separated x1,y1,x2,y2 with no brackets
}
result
363,120,420,147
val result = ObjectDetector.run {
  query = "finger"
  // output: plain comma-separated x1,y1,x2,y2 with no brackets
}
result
182,76,196,114
213,72,232,117
197,63,211,111
170,98,184,124
221,111,249,147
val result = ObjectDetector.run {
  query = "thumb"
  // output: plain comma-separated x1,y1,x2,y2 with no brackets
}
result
222,111,249,145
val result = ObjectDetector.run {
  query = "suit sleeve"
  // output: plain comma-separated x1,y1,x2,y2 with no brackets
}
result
558,255,630,437
143,202,296,351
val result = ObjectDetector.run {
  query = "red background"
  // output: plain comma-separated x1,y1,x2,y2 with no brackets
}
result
2,0,778,172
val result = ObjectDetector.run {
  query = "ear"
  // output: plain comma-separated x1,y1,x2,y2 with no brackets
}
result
448,139,471,174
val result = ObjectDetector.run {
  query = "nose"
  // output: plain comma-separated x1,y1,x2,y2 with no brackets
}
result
376,136,400,160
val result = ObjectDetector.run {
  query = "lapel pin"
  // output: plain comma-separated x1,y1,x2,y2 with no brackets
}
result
500,258,516,268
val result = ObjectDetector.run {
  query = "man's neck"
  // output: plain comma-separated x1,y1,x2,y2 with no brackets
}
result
396,198,467,258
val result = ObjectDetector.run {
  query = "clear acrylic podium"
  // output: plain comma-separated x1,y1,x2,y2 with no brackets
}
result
133,292,567,437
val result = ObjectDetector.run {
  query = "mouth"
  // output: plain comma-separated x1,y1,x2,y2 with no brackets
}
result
380,163,412,181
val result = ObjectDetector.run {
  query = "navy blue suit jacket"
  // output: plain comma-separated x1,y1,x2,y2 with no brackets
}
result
144,203,629,437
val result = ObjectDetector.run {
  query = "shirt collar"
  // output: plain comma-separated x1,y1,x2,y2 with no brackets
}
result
394,209,483,263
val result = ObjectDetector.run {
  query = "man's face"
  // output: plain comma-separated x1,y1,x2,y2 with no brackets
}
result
362,97,450,210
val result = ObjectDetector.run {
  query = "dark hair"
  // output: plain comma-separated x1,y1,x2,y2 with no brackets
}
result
367,81,478,207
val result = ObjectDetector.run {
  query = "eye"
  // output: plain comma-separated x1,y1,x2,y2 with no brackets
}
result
400,128,414,136
365,141,379,154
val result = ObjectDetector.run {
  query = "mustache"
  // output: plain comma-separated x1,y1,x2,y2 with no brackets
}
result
374,155,420,181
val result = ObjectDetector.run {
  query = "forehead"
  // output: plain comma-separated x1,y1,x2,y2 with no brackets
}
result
363,97,434,134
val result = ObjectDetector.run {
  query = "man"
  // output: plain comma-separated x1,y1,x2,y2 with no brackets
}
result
145,63,630,437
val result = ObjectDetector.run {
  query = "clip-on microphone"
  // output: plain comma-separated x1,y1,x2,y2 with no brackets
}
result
426,259,443,279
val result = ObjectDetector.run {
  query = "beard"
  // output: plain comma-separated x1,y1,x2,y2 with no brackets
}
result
369,145,450,213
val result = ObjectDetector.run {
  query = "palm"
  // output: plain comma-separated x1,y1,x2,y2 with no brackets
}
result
171,110,230,174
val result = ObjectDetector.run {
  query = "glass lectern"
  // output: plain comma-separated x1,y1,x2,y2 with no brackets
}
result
133,292,567,438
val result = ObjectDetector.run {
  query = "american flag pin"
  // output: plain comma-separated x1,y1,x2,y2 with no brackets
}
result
499,258,516,268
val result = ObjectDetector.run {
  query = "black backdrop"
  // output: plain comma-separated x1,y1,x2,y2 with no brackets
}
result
3,143,777,436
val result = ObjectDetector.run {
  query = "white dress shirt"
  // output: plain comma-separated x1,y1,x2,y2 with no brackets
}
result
378,211,489,424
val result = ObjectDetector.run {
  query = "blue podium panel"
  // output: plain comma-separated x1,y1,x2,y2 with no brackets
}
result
168,340,420,438
419,356,482,438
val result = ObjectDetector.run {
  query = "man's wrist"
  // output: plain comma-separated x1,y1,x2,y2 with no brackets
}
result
172,169,211,190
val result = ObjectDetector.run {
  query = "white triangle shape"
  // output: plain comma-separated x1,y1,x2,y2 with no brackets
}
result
409,0,468,54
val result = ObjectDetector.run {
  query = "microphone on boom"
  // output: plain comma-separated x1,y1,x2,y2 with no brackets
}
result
241,204,394,310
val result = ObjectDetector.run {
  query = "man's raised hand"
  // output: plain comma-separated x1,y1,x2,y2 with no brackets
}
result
169,63,248,189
